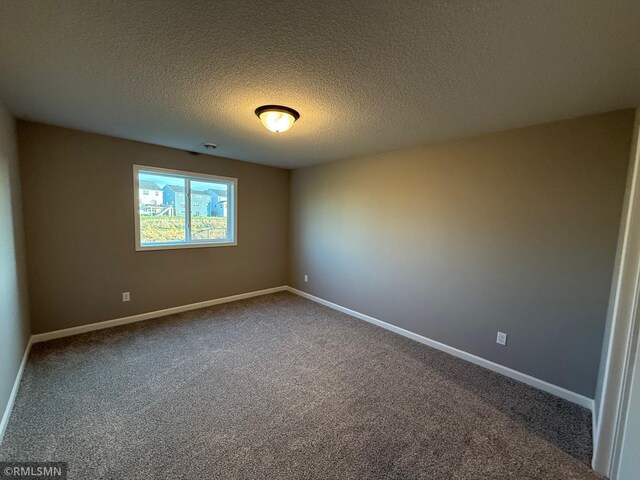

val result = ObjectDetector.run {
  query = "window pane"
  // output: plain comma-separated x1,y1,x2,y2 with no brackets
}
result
135,166,235,250
190,180,229,241
138,172,186,244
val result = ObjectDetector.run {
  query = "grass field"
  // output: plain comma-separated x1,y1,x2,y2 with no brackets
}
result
140,216,228,243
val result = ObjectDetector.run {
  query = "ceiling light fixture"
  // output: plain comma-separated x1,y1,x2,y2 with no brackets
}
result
255,105,300,133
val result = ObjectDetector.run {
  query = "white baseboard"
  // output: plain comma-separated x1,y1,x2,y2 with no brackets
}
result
1,286,287,445
4,284,594,450
31,286,288,344
287,287,595,411
0,337,33,446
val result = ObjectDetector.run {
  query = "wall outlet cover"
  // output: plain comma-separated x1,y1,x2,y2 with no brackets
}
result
496,331,507,346
122,292,130,302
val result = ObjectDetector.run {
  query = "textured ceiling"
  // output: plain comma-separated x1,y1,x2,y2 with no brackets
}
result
0,1,639,169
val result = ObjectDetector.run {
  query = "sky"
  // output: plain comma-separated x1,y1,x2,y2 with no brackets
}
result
139,171,228,192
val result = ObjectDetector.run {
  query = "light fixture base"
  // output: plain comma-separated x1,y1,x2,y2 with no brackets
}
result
254,105,300,121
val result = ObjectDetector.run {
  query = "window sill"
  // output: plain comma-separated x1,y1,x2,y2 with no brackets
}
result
135,241,237,251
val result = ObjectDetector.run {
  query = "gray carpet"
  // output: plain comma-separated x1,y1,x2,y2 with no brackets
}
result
1,292,600,479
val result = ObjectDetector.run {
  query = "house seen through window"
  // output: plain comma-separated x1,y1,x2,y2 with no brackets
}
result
134,165,236,250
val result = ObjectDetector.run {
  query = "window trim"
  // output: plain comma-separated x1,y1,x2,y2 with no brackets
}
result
133,164,238,251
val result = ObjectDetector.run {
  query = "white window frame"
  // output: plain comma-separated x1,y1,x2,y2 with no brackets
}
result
133,165,237,251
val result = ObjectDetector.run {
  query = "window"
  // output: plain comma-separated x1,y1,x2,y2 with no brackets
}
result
134,165,236,250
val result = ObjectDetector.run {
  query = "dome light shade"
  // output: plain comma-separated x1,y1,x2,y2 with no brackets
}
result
255,105,300,133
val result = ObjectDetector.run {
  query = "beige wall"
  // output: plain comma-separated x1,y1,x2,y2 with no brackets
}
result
18,122,290,334
290,110,634,397
0,102,30,431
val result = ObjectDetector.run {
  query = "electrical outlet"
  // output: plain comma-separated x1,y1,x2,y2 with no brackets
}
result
304,274,308,282
496,331,507,346
122,292,130,302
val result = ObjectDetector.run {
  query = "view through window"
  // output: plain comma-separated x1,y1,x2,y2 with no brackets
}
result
134,166,236,249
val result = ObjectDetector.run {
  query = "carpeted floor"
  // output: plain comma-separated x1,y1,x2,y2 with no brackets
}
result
1,292,600,479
